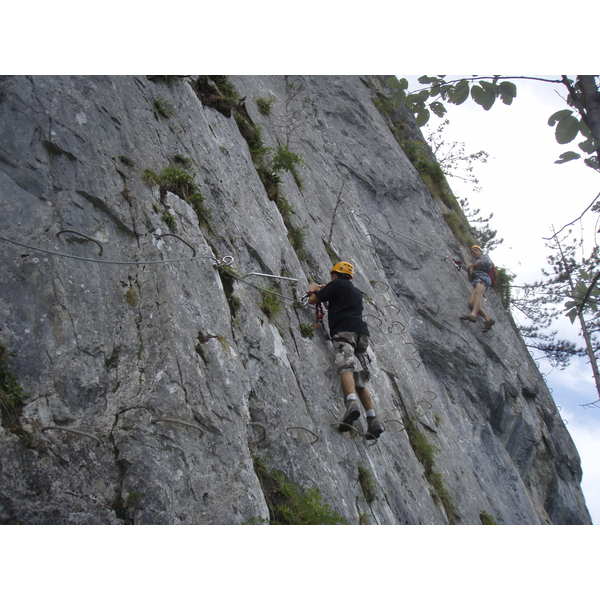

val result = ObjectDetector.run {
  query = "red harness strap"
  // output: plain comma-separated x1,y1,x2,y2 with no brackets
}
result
314,302,324,329
305,291,324,329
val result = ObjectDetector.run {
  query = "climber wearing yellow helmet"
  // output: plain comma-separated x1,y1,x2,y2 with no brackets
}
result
460,245,496,332
307,261,384,439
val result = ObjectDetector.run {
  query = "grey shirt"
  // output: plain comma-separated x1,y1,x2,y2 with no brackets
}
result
472,253,493,282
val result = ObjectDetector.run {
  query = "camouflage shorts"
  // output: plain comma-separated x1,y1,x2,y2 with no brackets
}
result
332,331,371,388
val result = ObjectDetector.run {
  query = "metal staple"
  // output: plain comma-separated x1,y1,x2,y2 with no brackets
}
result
285,426,319,445
42,426,101,444
152,418,204,436
246,422,267,444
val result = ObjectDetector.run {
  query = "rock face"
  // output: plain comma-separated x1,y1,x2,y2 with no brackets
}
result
0,75,591,524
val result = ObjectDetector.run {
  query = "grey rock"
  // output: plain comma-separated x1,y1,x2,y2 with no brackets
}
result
0,75,591,524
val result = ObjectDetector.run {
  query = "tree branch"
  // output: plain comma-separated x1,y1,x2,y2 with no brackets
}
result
560,75,591,129
577,75,600,141
543,191,600,240
408,75,563,95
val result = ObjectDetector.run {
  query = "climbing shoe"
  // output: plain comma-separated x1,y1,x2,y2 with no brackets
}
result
483,318,496,332
339,400,361,432
460,314,477,322
366,416,384,439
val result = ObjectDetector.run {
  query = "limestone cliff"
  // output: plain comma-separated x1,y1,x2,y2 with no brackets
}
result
0,75,591,524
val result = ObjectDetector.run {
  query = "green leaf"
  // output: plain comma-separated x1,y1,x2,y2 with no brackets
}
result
548,109,573,126
429,101,447,118
449,80,470,105
415,89,430,102
498,81,517,105
416,108,431,127
566,307,578,324
391,89,407,107
439,84,454,100
579,119,591,137
388,77,408,90
471,84,496,111
479,81,497,110
555,115,580,144
578,268,591,280
418,76,440,85
555,151,581,164
479,80,497,92
405,93,426,112
578,136,600,153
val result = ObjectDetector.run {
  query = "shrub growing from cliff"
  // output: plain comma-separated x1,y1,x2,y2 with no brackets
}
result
252,454,347,524
271,145,304,188
143,165,212,228
358,462,377,504
299,324,314,339
256,95,275,115
479,510,498,525
403,414,460,523
0,343,27,411
0,342,29,438
153,96,175,119
191,76,240,118
259,286,282,320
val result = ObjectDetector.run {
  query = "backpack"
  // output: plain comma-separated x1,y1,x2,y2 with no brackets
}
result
487,264,497,288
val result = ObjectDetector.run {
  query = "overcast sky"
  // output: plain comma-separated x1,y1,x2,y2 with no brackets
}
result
412,75,600,524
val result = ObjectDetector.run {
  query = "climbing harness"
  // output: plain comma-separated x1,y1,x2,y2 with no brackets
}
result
314,300,324,328
300,291,327,331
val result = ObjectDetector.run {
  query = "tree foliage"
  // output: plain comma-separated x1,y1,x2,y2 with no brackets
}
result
388,75,600,172
459,198,503,254
427,118,489,192
512,230,600,400
387,75,516,125
425,119,502,253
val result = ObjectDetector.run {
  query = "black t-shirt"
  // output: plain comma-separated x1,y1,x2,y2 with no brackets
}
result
314,278,369,338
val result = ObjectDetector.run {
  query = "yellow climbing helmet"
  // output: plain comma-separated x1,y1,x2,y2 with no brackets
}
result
471,245,482,252
331,261,355,278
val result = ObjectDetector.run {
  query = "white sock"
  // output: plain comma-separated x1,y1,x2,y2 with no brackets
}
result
346,393,357,402
366,409,375,418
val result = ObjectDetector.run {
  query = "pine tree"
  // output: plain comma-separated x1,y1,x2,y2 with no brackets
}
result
512,229,600,406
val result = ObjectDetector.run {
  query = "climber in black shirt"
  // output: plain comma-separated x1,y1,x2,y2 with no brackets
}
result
308,261,384,439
